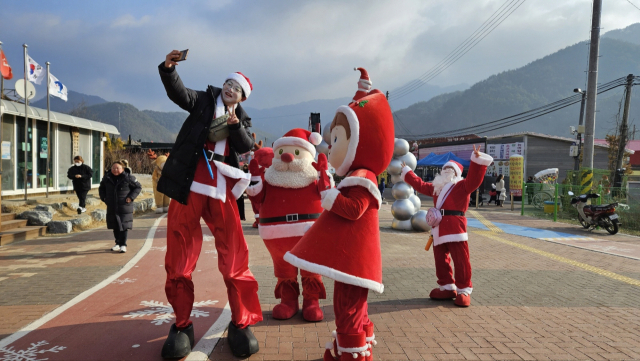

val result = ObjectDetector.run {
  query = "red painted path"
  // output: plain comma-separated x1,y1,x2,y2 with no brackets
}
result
0,215,230,361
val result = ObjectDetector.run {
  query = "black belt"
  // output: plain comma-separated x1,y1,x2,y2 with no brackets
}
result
259,213,321,224
441,210,465,217
205,150,225,163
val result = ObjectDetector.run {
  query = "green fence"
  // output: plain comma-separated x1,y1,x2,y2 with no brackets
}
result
521,183,640,233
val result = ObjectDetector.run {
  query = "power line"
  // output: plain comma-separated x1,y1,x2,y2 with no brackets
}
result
395,76,634,139
389,0,526,101
627,0,640,11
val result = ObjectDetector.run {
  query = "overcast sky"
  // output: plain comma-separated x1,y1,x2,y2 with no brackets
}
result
1,0,639,112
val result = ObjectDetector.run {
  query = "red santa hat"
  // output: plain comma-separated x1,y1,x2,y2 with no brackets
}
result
273,128,322,157
443,160,463,178
225,72,253,98
332,68,394,176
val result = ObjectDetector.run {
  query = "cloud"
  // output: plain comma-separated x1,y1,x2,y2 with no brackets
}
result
0,0,638,113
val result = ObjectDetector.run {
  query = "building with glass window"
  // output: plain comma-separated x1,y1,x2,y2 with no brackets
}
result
0,99,119,197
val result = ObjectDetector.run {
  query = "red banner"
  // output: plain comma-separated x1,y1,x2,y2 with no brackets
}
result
0,49,13,80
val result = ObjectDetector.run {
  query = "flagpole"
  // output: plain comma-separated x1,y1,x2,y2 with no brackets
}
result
45,62,50,198
23,44,28,201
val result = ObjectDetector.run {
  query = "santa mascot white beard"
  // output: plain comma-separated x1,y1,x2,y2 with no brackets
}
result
265,157,318,189
432,168,458,196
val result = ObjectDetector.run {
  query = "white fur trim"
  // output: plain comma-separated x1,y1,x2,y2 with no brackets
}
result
457,287,473,295
214,160,251,200
443,161,463,178
309,132,322,146
190,181,226,202
273,137,316,157
432,225,468,246
258,221,315,240
321,188,340,211
439,283,457,291
400,166,412,182
250,175,261,182
226,73,251,98
366,334,375,343
284,251,384,293
333,105,360,176
337,176,382,209
470,151,493,166
328,170,335,188
336,342,368,354
246,179,263,196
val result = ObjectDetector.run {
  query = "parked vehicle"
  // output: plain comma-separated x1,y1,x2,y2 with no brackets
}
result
567,191,620,235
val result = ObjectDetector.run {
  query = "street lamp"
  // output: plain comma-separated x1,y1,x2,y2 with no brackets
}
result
573,88,587,171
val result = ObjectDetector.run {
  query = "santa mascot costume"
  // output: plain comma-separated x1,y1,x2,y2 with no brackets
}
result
400,145,492,307
247,147,274,228
284,68,394,361
247,128,330,322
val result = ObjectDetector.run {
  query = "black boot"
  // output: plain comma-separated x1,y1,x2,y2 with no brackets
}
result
161,323,194,359
227,321,259,358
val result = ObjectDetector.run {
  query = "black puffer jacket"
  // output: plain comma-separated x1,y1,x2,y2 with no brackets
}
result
98,169,142,231
67,164,93,191
157,63,254,205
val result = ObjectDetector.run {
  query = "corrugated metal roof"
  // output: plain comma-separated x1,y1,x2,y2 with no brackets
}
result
488,131,635,154
0,99,119,134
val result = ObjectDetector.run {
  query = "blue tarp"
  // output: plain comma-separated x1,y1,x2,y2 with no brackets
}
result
416,152,471,168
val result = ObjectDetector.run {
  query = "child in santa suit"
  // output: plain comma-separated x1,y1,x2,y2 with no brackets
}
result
284,68,394,361
158,50,262,359
400,145,493,307
246,129,330,322
247,147,274,228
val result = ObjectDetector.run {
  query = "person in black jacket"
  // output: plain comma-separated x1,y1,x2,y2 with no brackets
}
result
67,155,93,214
98,161,142,254
157,50,261,359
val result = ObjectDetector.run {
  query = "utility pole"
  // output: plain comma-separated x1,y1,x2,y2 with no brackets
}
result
582,0,602,170
574,89,587,171
614,74,634,174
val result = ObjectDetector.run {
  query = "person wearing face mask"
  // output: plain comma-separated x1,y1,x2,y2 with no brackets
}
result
400,145,493,307
67,155,93,214
98,161,142,253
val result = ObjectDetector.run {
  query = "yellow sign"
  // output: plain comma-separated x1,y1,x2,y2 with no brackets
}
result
509,155,524,196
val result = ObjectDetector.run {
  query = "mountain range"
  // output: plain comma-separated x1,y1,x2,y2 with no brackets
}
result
393,23,640,139
27,23,640,143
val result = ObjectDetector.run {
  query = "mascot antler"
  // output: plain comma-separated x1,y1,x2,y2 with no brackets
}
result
147,149,158,160
251,133,264,151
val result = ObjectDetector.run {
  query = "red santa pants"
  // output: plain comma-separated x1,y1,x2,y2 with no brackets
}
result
263,236,325,298
164,191,263,329
433,241,472,290
333,281,371,335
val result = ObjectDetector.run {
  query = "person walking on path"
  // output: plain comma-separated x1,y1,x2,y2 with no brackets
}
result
67,155,93,214
98,161,142,254
495,174,505,207
400,145,492,307
378,177,386,200
157,50,261,359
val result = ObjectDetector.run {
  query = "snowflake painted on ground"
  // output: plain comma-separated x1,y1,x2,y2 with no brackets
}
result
150,246,167,251
0,340,65,361
204,249,217,254
203,235,214,242
124,300,219,326
112,278,136,285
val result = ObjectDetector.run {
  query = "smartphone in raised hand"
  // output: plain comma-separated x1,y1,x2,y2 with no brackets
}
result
175,49,189,62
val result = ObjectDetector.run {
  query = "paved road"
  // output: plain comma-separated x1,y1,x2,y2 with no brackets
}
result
1,201,639,360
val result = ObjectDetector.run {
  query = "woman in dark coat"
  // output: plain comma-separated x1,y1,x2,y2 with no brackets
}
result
99,161,142,253
67,155,93,214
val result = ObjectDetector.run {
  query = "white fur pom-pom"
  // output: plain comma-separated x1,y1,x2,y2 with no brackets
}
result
352,353,358,359
360,351,367,356
309,132,322,146
338,351,342,355
372,340,377,346
365,350,371,357
325,342,333,350
331,330,337,338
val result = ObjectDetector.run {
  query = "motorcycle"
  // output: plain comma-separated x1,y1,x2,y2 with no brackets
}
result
567,191,620,235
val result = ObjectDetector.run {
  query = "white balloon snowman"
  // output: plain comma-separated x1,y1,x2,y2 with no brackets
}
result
386,138,430,232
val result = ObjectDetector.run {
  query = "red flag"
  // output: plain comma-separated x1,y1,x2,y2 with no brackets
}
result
0,49,13,80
